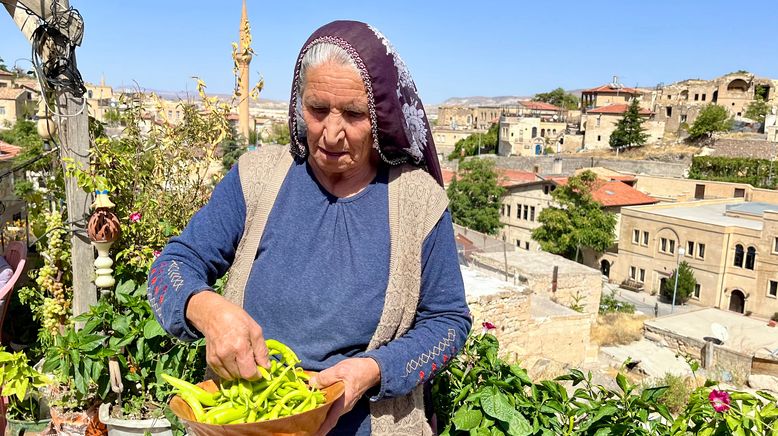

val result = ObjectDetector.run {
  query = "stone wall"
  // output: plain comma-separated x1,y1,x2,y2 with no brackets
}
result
484,155,689,178
466,289,531,361
520,312,592,368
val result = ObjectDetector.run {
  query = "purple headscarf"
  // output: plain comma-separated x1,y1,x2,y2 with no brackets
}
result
288,20,443,186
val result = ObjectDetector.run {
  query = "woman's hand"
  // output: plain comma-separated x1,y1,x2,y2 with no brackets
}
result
186,291,270,380
311,357,381,436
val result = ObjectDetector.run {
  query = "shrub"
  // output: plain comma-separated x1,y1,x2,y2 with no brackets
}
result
599,290,636,314
651,372,693,414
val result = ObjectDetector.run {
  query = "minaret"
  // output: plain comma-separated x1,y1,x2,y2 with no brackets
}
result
237,0,252,145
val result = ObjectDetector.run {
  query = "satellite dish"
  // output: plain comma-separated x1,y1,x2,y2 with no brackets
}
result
711,323,729,343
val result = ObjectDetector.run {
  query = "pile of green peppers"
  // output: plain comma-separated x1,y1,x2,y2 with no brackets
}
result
162,339,326,425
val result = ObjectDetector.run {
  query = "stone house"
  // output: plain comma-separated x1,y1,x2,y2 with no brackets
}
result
580,103,665,150
617,199,778,319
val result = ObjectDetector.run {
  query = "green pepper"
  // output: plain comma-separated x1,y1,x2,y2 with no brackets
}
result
265,339,300,365
253,366,292,408
267,390,310,419
210,407,247,425
161,373,218,407
180,392,205,422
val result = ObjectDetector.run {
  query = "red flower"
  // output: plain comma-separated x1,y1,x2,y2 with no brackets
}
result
129,212,142,223
481,321,496,334
709,389,731,413
153,250,162,258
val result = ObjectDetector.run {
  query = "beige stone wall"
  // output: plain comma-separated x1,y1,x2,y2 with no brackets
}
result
583,114,663,150
561,134,583,153
498,117,566,157
438,106,474,130
432,127,481,157
631,176,778,204
617,200,778,319
499,182,553,251
472,251,603,317
520,314,592,367
0,99,18,127
466,290,531,360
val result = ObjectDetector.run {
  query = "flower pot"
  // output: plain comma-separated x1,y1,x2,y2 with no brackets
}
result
5,418,51,436
98,404,172,436
769,320,777,327
49,406,107,436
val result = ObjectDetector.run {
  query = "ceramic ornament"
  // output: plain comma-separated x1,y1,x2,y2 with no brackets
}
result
87,190,121,288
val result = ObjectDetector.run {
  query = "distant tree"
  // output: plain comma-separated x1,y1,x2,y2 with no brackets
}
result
745,97,769,124
0,56,7,72
266,123,290,145
609,99,648,150
660,261,697,305
447,159,505,235
221,124,246,171
687,104,733,141
532,170,616,261
103,108,122,126
448,123,498,160
0,119,48,171
532,87,579,110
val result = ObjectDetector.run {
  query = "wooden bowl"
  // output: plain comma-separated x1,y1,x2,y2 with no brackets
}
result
169,377,344,436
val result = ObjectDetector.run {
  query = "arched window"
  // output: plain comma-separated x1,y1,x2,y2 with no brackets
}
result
734,244,744,268
531,127,537,137
745,246,756,270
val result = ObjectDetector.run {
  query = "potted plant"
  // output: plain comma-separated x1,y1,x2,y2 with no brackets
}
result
55,280,206,436
0,348,52,436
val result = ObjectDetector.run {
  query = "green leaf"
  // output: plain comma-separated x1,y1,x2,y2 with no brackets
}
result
616,373,630,394
453,408,483,431
143,319,166,339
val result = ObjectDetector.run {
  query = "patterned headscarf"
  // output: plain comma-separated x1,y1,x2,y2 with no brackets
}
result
288,20,443,186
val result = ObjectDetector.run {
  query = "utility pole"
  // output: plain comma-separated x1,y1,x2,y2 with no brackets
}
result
5,0,96,321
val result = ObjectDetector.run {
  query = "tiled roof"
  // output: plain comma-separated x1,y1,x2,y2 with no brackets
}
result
498,169,541,186
587,103,652,115
0,88,25,100
582,84,643,94
0,140,22,161
551,177,658,207
441,169,456,186
0,70,13,77
519,101,562,111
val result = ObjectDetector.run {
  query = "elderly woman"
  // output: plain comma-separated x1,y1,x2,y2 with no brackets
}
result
148,21,471,435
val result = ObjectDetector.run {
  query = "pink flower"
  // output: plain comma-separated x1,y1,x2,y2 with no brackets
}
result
709,389,731,413
153,250,161,258
481,321,496,334
129,212,142,223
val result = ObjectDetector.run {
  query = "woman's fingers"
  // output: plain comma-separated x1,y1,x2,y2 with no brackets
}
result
249,322,271,369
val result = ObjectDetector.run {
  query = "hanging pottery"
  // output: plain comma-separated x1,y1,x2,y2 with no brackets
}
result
87,190,121,289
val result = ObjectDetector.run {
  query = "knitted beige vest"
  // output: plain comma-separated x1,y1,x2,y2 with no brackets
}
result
223,145,447,435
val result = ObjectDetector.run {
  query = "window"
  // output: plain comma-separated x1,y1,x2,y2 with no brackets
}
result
680,114,687,123
769,280,778,298
525,241,530,250
516,240,521,248
694,283,701,299
687,241,695,257
702,94,706,101
734,244,744,267
506,205,511,217
639,268,646,283
523,205,529,220
530,206,535,221
517,205,521,219
774,237,778,254
596,117,601,127
597,135,601,141
642,231,649,246
543,185,550,195
501,204,505,216
667,94,672,99
694,93,699,101
745,246,756,270
695,184,705,199
630,266,637,280
633,230,640,244
734,188,745,198
660,237,667,253
698,243,706,260
666,107,672,117
0,107,5,115
669,239,676,254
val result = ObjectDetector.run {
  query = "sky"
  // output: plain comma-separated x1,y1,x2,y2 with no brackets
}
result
1,0,777,105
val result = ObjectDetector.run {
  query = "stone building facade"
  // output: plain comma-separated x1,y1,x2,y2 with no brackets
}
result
497,116,567,157
616,199,778,319
580,104,665,150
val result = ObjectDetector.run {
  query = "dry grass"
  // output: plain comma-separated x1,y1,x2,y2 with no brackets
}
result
574,142,700,161
591,313,649,346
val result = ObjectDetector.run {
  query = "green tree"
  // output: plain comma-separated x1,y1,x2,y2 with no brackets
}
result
103,108,121,126
609,99,648,150
0,56,8,72
266,123,290,145
533,87,579,110
745,97,769,124
447,159,505,235
532,170,616,261
448,123,498,160
660,261,697,305
688,104,733,141
221,125,246,171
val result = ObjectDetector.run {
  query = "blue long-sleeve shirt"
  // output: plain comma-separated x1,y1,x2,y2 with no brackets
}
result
148,158,471,434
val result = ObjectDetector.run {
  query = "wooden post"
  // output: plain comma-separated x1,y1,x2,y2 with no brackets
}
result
58,93,96,323
552,265,558,294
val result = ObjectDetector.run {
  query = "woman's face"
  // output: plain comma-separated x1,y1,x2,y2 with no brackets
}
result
301,61,375,177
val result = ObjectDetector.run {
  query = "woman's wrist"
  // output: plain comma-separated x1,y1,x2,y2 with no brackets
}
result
185,289,221,333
